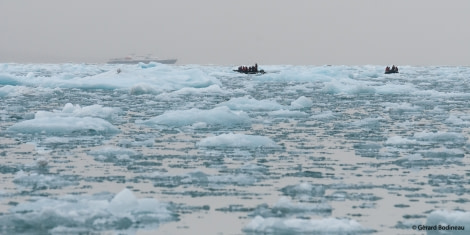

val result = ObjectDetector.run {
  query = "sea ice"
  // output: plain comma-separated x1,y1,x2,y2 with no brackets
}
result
218,96,286,111
147,168,260,188
88,146,139,162
157,84,227,97
141,106,251,129
59,103,121,120
8,116,119,135
0,188,177,234
7,103,121,135
426,210,470,235
196,133,279,148
413,131,467,144
281,182,326,200
290,96,313,109
2,63,470,234
13,170,78,190
268,109,309,118
0,74,20,86
243,216,374,234
250,197,332,218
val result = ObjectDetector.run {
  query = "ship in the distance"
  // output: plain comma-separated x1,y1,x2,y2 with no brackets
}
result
107,55,177,64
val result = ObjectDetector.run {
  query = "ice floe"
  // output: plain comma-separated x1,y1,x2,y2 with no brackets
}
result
88,146,139,162
7,103,120,135
218,96,286,111
426,210,470,235
141,106,251,129
0,188,177,234
13,170,78,190
243,216,375,234
197,133,279,148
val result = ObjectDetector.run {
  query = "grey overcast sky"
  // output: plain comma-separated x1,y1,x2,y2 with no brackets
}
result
1,0,469,65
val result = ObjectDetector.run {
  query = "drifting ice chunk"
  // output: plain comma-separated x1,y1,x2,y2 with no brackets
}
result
88,146,138,162
413,131,467,144
12,63,220,91
311,111,336,120
7,103,120,135
142,106,251,128
148,168,260,188
218,96,286,111
8,116,119,135
268,110,309,118
13,170,77,189
58,103,121,120
426,210,470,235
243,216,374,234
0,85,27,97
251,197,332,218
383,102,422,114
108,188,139,215
281,182,326,199
385,136,417,146
445,114,470,127
197,133,279,148
0,188,176,234
0,74,20,86
156,84,227,97
273,197,332,214
290,96,313,109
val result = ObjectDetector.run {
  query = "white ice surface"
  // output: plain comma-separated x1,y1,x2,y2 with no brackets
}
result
7,103,120,135
1,189,175,232
197,133,279,148
244,215,374,234
141,106,251,128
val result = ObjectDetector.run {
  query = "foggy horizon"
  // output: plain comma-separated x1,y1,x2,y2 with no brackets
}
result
2,0,469,66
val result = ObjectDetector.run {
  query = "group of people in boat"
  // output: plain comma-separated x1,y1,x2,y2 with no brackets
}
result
385,65,399,73
237,63,258,73
235,64,400,75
